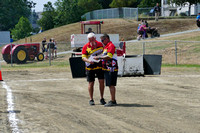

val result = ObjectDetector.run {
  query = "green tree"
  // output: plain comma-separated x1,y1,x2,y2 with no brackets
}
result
138,0,160,7
168,0,200,16
38,2,56,31
78,0,102,13
98,0,113,9
109,0,138,7
0,0,35,31
11,16,32,40
54,0,84,26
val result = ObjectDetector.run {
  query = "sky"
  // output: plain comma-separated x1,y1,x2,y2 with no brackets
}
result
32,0,57,12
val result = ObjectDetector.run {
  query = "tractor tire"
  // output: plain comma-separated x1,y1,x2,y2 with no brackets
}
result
13,46,28,64
3,54,11,63
37,53,44,61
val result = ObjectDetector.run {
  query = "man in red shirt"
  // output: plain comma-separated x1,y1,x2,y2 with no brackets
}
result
94,34,118,107
82,33,106,106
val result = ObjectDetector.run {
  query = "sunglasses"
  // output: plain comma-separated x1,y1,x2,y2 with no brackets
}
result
101,38,106,42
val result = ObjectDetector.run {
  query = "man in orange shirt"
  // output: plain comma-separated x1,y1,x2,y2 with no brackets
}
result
94,34,118,107
82,33,106,106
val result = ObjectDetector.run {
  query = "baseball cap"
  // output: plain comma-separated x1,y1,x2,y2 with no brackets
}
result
87,33,95,39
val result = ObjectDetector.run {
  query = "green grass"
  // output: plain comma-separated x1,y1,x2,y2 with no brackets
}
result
1,58,70,69
162,64,200,68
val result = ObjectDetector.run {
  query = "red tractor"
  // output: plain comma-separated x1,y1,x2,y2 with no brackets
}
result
2,43,44,64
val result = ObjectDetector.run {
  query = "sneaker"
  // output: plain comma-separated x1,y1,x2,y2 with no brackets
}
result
89,99,95,106
104,100,117,107
100,98,106,105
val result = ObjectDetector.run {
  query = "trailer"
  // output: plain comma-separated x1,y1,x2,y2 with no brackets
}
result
69,21,162,78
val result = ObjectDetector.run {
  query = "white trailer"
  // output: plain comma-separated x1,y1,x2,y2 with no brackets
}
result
70,33,146,77
71,34,120,48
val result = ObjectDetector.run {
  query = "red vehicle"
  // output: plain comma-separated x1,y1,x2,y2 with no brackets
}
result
2,43,44,64
80,20,103,34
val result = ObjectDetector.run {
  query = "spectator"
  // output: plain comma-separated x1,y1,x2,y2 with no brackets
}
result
82,33,106,106
144,20,149,38
137,23,141,34
154,3,161,21
145,20,149,27
47,38,55,60
137,22,147,40
137,19,144,34
86,28,94,34
10,35,13,43
145,22,159,38
42,37,48,59
196,12,200,28
52,38,57,58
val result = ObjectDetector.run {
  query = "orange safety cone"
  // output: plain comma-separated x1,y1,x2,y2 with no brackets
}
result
0,70,3,81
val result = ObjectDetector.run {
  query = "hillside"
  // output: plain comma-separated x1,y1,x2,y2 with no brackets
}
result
16,18,198,44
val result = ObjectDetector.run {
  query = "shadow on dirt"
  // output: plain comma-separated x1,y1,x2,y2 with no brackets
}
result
117,103,153,107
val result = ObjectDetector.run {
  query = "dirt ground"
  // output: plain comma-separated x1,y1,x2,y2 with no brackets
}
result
0,67,200,133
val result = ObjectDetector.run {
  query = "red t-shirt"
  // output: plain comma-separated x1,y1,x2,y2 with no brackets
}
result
82,40,103,70
102,41,118,72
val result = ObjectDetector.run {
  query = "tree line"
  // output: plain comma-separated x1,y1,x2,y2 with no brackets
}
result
0,0,199,40
38,0,162,31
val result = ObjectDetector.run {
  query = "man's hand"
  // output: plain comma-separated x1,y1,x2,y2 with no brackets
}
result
89,60,94,64
93,56,100,60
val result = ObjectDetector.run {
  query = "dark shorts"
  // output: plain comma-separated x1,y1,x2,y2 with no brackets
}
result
104,71,118,86
86,69,104,82
42,48,47,53
138,30,144,35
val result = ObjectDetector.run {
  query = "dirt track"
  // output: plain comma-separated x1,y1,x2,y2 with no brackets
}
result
0,67,200,133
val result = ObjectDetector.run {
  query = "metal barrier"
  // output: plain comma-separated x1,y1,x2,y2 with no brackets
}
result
126,40,200,65
81,5,200,21
81,8,138,20
1,41,200,66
